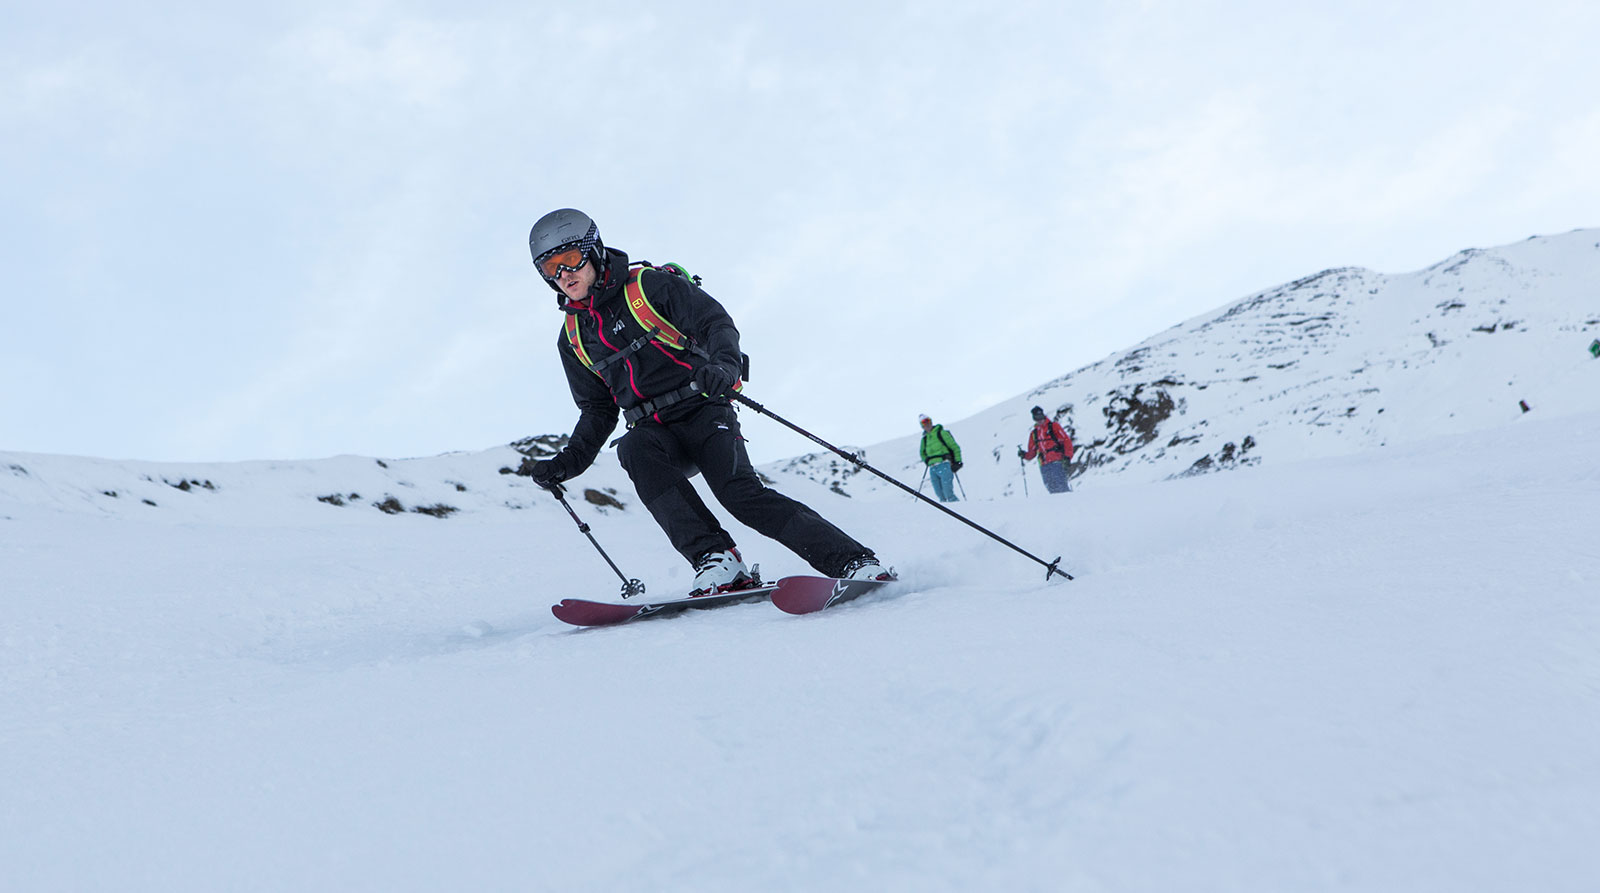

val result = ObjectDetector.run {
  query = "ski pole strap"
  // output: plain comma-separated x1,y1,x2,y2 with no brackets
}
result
622,383,705,427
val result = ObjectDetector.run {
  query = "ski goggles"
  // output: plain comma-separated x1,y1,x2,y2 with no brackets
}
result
536,245,588,280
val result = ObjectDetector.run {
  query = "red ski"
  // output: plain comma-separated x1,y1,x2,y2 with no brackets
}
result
552,583,778,627
770,575,894,615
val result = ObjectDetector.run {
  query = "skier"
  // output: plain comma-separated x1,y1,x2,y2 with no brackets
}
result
917,414,962,502
1019,405,1074,494
520,209,891,593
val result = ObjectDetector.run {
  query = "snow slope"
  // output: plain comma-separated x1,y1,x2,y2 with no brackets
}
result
4,409,1598,891
4,227,1600,891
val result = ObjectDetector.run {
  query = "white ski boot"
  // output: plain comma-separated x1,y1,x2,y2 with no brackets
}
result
691,548,752,594
840,555,895,582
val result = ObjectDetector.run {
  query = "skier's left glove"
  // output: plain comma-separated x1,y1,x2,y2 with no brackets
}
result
696,360,740,398
951,460,963,473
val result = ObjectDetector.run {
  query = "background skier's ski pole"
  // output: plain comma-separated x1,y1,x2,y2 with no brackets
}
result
544,482,646,599
723,389,1072,581
1018,446,1029,497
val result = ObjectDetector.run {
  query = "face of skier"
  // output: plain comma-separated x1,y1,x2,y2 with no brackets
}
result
555,255,597,304
920,417,932,432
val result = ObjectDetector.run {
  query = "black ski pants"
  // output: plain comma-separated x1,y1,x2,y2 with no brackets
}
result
617,402,871,577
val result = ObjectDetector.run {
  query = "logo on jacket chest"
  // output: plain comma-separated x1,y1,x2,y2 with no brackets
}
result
611,319,626,335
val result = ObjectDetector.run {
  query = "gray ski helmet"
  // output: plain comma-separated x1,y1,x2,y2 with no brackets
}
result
529,208,604,282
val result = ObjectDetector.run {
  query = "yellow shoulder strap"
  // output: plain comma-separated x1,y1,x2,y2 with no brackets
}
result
623,268,688,350
626,266,743,393
563,313,600,375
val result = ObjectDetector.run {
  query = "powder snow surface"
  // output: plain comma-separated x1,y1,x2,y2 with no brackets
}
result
4,406,1598,891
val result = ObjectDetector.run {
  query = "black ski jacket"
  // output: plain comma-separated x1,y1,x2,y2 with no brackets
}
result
555,248,742,475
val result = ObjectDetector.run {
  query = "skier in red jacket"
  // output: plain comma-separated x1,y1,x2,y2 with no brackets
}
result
1019,405,1074,493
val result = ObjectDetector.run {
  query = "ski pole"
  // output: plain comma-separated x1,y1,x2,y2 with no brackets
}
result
723,390,1072,581
1018,447,1029,497
953,469,967,500
543,481,646,599
917,466,928,496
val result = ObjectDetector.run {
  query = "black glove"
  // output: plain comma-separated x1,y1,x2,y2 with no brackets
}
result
696,361,739,398
951,460,963,473
1017,448,1027,459
517,454,571,491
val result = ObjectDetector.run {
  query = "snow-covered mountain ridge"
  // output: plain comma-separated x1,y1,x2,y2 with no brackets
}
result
4,228,1598,521
783,227,1600,497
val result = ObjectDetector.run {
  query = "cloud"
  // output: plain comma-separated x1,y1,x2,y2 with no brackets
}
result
5,1,1599,463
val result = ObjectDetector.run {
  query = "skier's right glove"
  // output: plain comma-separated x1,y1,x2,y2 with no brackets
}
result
1017,448,1026,459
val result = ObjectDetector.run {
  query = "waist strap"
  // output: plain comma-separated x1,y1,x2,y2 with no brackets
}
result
623,383,704,427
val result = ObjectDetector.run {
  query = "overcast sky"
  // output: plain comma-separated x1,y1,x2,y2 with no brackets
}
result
4,0,1598,465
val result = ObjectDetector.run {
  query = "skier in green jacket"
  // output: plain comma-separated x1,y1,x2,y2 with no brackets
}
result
918,414,963,502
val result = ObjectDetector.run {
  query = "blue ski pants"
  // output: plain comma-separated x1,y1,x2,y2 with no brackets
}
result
928,460,958,502
1039,459,1071,494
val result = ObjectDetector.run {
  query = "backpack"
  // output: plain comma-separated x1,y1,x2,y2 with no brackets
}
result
564,260,750,382
1035,420,1073,459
